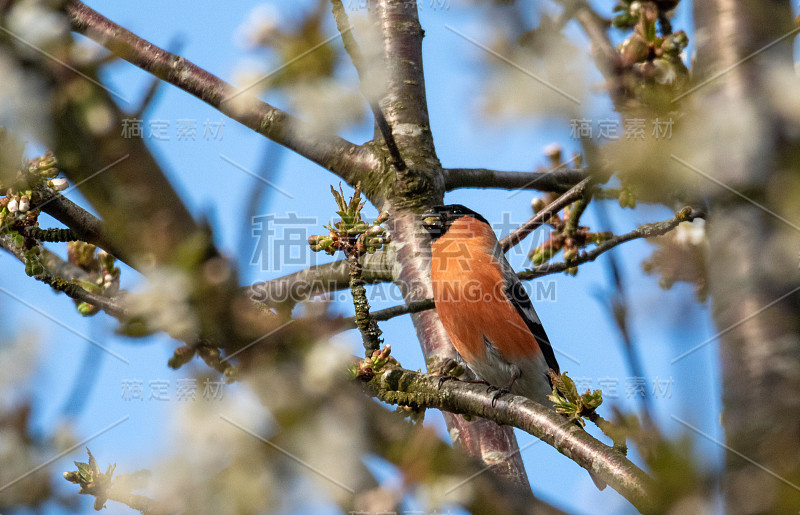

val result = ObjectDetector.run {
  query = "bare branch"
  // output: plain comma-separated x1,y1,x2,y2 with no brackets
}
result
362,366,655,512
444,168,585,192
246,249,396,308
64,0,377,184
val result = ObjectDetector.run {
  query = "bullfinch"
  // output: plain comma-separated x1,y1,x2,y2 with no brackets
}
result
422,204,559,404
423,204,607,490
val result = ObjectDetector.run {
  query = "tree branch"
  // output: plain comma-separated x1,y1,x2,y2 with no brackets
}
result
444,168,585,192
35,187,131,266
337,298,434,332
64,0,377,184
246,248,396,308
330,0,407,172
518,207,703,280
361,366,656,512
364,0,529,488
500,177,592,251
0,235,128,318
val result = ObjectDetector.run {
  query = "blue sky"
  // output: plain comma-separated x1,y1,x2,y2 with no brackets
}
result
0,1,725,513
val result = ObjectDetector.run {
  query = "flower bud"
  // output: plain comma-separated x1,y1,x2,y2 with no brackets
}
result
375,212,390,225
544,143,562,166
18,196,29,213
366,225,384,237
50,178,68,191
7,197,18,213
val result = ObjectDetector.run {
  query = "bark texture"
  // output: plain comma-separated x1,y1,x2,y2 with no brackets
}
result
692,1,800,512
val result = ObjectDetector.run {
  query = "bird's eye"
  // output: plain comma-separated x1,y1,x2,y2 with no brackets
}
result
422,216,439,227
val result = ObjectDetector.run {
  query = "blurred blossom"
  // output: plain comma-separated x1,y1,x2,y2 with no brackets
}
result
0,428,51,508
481,29,588,119
0,54,51,144
0,338,40,409
416,474,473,511
674,219,706,246
6,0,70,53
302,339,352,395
126,269,199,341
287,78,365,133
151,385,278,513
235,4,283,49
675,94,763,188
766,66,800,124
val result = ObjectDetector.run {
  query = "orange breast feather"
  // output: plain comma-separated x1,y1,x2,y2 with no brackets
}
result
431,217,542,364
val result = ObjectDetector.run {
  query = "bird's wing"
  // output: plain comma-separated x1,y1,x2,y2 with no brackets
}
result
496,246,560,374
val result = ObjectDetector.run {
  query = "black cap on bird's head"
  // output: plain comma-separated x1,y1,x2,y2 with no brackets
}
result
421,204,489,241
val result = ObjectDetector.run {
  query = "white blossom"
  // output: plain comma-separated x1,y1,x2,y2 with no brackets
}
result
50,178,68,191
675,219,706,246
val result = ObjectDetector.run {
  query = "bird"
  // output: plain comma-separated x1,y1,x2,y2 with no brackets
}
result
422,204,559,405
423,204,608,490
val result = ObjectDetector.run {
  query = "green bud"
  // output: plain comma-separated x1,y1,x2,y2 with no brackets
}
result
366,225,384,237
77,302,99,316
374,212,390,225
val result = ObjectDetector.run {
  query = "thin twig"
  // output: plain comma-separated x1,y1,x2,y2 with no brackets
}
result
518,207,702,281
21,226,79,243
0,235,128,318
564,192,592,237
337,298,434,332
500,177,592,251
35,186,131,265
347,253,383,356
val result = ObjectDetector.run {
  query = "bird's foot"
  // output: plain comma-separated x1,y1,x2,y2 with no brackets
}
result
486,385,511,407
430,358,466,389
437,375,458,389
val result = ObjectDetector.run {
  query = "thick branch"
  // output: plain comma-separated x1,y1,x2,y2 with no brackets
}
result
444,168,585,192
362,366,655,512
246,248,395,308
64,0,376,184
